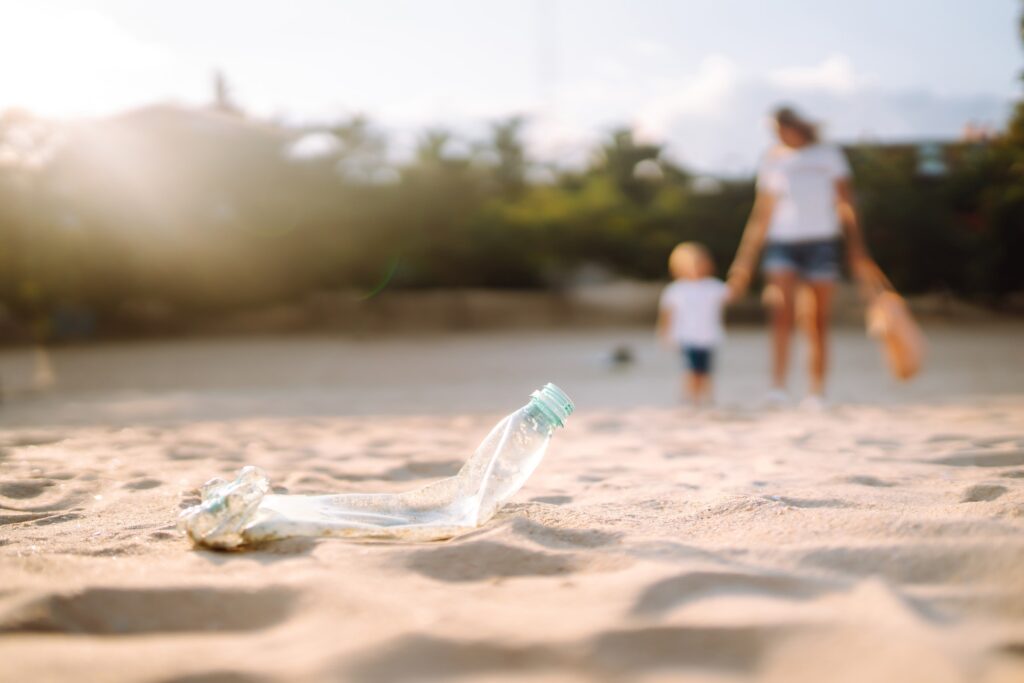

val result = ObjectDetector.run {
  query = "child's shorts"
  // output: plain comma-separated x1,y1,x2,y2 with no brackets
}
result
762,238,841,281
681,346,714,375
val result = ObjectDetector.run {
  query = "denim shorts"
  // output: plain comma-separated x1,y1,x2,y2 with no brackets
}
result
762,238,841,281
681,346,714,375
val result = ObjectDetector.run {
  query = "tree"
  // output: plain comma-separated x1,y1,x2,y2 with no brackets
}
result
489,117,526,198
416,129,454,166
597,128,663,203
330,115,391,184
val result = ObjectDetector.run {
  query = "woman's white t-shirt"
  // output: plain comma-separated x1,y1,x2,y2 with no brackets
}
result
659,277,729,347
756,143,851,243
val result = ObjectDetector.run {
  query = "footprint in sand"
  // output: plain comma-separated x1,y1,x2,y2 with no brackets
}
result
31,512,84,526
0,484,88,515
996,642,1024,659
974,435,1023,448
856,437,900,450
405,541,579,582
528,494,573,505
840,475,894,487
587,624,795,675
932,450,1024,468
342,625,791,680
0,586,296,635
0,479,55,499
406,537,631,582
0,511,56,525
926,433,969,444
630,570,834,616
960,484,1008,503
122,478,163,491
167,445,223,461
2,434,65,448
508,517,622,549
340,634,562,682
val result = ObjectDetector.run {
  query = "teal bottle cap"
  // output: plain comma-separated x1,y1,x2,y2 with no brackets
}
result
529,383,574,427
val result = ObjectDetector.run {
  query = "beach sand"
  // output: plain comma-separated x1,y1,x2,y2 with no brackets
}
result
1,325,1023,682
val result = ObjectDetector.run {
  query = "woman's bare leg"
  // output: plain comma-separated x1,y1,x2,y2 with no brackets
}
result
805,281,835,396
686,373,703,404
766,271,798,390
693,374,710,405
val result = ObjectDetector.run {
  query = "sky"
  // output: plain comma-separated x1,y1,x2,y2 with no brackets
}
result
0,0,1020,173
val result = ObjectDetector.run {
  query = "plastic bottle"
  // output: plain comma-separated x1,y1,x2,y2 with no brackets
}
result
180,383,574,549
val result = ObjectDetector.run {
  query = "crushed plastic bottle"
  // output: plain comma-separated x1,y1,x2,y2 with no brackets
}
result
179,383,574,549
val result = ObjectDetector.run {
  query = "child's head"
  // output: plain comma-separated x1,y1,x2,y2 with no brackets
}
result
669,242,715,280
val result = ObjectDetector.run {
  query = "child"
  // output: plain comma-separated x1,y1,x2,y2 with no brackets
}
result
657,242,737,405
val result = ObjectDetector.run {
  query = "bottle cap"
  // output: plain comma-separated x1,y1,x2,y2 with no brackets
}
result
529,382,574,427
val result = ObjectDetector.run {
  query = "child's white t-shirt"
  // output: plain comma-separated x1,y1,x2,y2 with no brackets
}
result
659,277,729,347
756,143,851,243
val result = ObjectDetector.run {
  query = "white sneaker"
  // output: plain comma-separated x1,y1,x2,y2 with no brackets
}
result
800,394,828,412
762,388,790,408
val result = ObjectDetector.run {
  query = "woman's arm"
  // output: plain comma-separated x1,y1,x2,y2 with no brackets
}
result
834,178,878,283
835,179,867,259
727,191,776,295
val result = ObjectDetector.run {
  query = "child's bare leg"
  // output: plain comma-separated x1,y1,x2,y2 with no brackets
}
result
697,374,712,405
805,281,834,396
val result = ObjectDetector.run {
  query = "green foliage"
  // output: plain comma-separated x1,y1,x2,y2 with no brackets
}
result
0,82,1022,337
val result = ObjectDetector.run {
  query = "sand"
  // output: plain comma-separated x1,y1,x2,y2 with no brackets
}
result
1,325,1023,682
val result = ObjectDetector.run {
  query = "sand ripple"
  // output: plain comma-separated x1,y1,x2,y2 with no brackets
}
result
1,399,1023,681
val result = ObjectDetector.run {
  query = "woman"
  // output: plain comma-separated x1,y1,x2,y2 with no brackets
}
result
728,106,876,406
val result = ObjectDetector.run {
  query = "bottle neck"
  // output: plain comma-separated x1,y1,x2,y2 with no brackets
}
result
524,400,560,433
526,383,574,429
